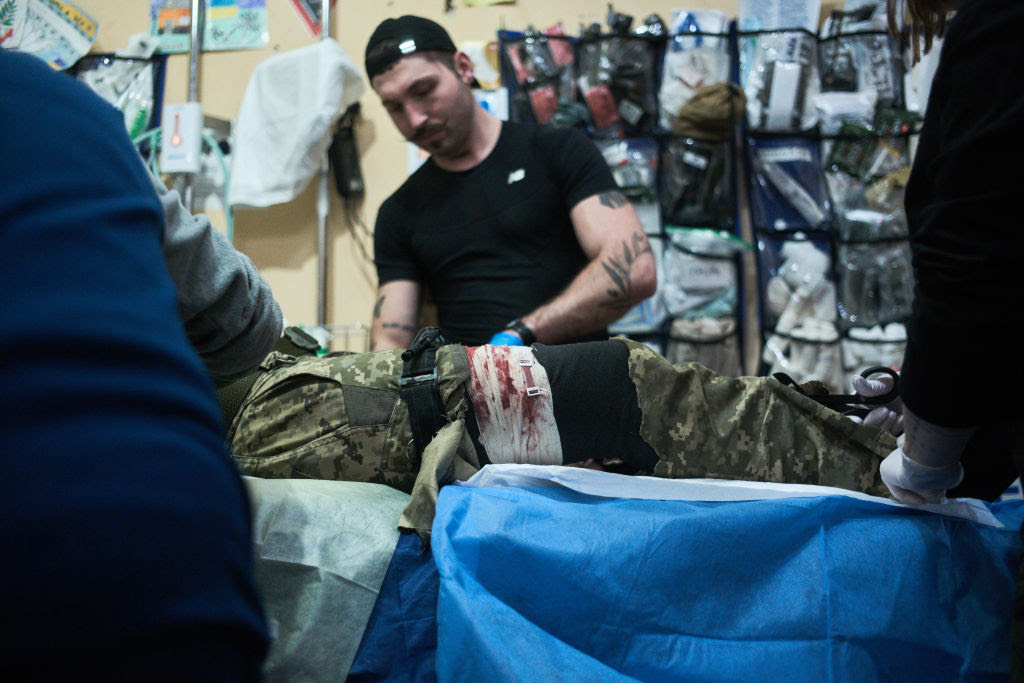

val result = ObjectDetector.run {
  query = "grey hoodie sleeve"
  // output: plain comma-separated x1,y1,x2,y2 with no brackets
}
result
154,173,283,382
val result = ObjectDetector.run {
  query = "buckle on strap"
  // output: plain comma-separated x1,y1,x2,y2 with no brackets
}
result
398,366,438,389
399,327,449,455
518,355,542,397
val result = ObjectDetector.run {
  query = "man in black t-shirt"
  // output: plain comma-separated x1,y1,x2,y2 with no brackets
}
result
364,15,656,349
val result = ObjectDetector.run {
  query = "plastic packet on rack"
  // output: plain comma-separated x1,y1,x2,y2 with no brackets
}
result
660,137,732,229
819,6,899,104
762,240,836,333
837,241,914,327
754,154,827,227
662,248,737,318
659,9,730,129
577,24,658,132
666,317,743,376
597,137,657,191
543,23,574,67
762,245,840,388
738,0,821,33
813,90,877,135
661,228,747,318
750,140,831,232
666,226,751,257
76,55,156,139
834,206,907,241
740,30,820,131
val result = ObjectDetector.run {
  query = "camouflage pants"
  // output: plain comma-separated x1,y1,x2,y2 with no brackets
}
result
228,340,894,497
227,346,471,494
619,339,894,497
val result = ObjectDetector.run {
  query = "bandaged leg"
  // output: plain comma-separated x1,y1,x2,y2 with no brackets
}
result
531,341,659,472
466,345,562,465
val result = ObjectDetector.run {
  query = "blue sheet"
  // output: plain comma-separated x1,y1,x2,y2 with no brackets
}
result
431,486,1022,681
348,532,438,682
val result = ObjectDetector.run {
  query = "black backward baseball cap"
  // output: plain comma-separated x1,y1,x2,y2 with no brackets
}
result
365,15,480,87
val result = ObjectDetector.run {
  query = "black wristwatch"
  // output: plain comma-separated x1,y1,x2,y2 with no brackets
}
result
504,318,536,345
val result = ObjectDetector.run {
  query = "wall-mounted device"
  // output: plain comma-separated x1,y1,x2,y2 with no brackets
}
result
160,102,204,174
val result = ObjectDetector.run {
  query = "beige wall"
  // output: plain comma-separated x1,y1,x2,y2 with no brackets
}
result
82,0,763,349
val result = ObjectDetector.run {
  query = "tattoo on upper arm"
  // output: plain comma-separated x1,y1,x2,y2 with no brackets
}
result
373,295,385,319
598,191,629,209
600,231,653,310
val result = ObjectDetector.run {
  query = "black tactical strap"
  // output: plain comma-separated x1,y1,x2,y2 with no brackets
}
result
216,326,322,432
217,368,261,431
399,327,448,455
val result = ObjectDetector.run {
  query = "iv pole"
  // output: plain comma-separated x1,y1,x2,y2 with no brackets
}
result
176,0,206,212
316,0,332,328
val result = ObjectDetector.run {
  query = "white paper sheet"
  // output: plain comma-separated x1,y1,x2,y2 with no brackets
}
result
460,464,1003,528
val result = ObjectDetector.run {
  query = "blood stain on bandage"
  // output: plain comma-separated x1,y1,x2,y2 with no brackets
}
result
464,346,491,424
465,345,561,464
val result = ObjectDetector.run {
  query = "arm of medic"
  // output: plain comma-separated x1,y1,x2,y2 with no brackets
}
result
153,171,284,381
370,279,422,351
488,190,657,345
849,370,972,505
880,407,973,505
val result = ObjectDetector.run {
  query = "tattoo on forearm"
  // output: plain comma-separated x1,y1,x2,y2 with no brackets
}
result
381,322,417,333
598,191,629,209
600,231,652,310
373,295,385,319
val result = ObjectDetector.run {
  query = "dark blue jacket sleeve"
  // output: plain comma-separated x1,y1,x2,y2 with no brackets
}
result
0,51,268,677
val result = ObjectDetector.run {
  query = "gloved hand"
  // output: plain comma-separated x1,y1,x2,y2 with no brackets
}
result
488,331,525,346
850,372,903,436
878,407,974,505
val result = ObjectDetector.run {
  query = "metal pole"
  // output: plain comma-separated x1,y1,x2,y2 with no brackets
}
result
316,0,332,327
187,0,204,102
176,0,206,212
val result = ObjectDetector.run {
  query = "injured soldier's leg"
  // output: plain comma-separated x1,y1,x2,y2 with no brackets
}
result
466,342,659,474
615,338,894,496
226,338,895,499
481,339,893,495
226,344,471,492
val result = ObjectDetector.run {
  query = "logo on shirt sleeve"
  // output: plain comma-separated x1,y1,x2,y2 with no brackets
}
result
507,168,526,184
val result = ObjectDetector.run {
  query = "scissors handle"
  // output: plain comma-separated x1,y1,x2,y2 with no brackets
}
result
772,366,899,413
854,366,900,406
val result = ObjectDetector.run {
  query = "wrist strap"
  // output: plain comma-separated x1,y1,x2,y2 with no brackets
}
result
505,318,536,346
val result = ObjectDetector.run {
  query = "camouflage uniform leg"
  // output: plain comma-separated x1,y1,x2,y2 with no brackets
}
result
227,345,473,495
616,338,896,496
227,349,420,491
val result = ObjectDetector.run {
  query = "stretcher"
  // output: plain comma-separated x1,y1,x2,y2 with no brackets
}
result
247,466,1023,681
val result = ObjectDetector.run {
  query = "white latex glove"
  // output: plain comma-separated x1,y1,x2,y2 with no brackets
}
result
850,372,904,436
878,407,974,505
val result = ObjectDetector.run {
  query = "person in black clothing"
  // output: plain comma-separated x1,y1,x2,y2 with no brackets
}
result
365,15,656,349
878,0,1023,505
884,0,1024,676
